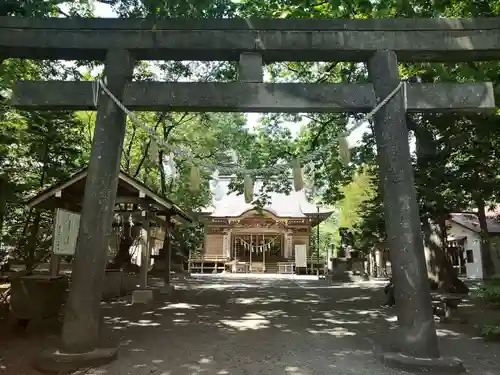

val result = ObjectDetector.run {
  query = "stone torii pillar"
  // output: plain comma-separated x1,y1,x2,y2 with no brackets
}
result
368,50,464,373
37,49,135,373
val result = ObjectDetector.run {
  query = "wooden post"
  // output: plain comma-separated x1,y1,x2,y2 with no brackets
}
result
49,208,60,277
249,234,252,272
187,247,191,274
368,50,439,359
262,233,266,272
163,218,171,286
49,255,60,277
60,49,134,354
139,213,150,289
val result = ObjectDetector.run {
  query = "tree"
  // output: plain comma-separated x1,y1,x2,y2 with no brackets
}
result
336,167,377,246
6,0,500,282
1,41,89,273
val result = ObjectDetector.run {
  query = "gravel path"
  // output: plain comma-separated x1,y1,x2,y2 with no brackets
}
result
75,277,411,375
2,276,500,375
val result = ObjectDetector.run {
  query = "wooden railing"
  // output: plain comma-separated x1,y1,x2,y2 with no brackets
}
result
306,256,327,264
187,253,327,274
188,255,229,262
187,255,229,274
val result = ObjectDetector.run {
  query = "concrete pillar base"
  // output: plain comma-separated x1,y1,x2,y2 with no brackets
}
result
33,347,118,374
131,289,154,304
381,352,465,374
159,284,176,295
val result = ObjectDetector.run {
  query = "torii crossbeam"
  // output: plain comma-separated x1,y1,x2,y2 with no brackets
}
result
11,81,495,113
1,17,500,61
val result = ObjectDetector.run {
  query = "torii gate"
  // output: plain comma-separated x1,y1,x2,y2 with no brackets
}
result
1,17,497,373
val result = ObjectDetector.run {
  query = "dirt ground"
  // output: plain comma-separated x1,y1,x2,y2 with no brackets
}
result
1,276,500,375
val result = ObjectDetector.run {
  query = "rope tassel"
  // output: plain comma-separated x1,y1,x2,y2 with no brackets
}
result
292,158,304,192
244,174,253,204
338,136,351,165
148,140,159,162
190,165,201,192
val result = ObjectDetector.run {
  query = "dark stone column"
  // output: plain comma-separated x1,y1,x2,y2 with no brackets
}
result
367,50,440,359
61,49,135,353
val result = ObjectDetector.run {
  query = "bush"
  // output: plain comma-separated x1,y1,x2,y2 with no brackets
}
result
473,284,500,307
480,323,500,341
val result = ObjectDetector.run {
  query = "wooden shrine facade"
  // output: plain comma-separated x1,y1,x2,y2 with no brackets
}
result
190,177,333,274
191,209,329,274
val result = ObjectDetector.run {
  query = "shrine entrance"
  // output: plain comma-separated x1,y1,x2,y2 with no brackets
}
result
233,233,283,260
232,233,283,273
197,205,320,274
3,15,498,372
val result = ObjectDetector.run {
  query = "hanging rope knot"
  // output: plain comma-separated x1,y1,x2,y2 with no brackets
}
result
92,80,100,108
254,34,265,50
244,174,254,203
338,136,351,166
190,165,201,192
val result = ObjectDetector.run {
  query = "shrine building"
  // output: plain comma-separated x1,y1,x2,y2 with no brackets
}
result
189,176,333,274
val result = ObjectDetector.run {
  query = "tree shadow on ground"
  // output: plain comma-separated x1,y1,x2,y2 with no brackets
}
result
1,276,499,375
92,276,500,375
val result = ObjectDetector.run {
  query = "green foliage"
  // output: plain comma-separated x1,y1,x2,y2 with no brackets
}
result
352,166,385,250
310,211,338,258
1,48,88,271
309,167,377,258
473,284,500,308
480,322,500,340
337,167,377,239
6,0,500,274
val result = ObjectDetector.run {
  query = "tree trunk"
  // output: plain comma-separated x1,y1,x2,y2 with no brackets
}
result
24,211,42,275
0,175,8,271
422,217,469,293
0,175,6,244
24,132,52,275
476,196,495,278
413,118,468,293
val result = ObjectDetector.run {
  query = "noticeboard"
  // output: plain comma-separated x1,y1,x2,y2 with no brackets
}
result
294,244,307,267
52,208,81,255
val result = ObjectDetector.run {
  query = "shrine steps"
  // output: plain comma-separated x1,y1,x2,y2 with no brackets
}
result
264,262,279,274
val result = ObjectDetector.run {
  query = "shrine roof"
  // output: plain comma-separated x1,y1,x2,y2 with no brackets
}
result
449,212,500,234
26,167,193,224
201,177,333,221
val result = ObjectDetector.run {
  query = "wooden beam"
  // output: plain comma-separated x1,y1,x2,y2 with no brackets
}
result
2,17,500,62
10,81,495,113
114,197,152,205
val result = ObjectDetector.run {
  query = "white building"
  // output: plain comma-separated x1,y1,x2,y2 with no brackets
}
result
447,213,500,279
